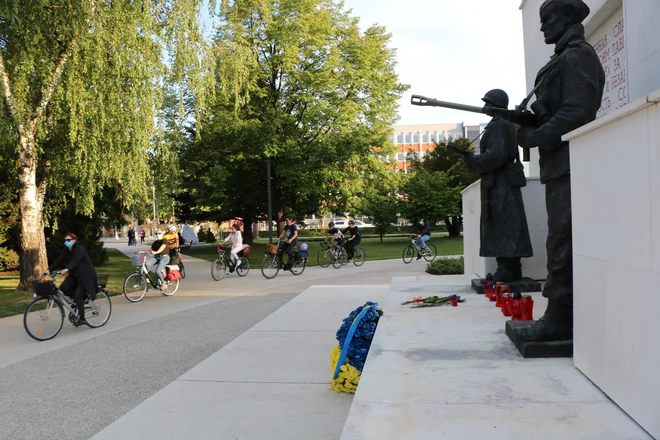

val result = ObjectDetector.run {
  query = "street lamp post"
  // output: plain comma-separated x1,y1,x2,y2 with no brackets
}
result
267,156,273,244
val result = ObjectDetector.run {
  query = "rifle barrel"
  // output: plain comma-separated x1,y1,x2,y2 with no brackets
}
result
411,95,486,115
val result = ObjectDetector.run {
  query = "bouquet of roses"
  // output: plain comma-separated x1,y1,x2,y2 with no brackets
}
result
401,294,466,308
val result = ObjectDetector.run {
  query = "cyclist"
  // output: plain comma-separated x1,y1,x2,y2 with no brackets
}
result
325,221,344,251
44,232,98,327
145,229,170,291
223,222,245,271
164,225,179,259
277,216,298,270
343,219,362,263
414,218,431,260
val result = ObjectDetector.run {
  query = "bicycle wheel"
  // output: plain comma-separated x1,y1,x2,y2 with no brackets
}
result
402,245,415,264
332,249,345,269
317,250,332,268
123,272,147,302
85,291,112,328
211,259,226,281
179,261,186,279
24,297,64,341
291,258,306,276
423,243,437,262
353,247,366,266
237,257,250,277
162,279,179,296
261,254,280,279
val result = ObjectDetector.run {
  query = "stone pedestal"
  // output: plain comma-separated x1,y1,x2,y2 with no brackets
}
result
505,321,573,359
470,277,542,294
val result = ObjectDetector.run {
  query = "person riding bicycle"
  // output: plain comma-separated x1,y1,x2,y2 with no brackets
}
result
414,218,431,260
343,220,362,263
277,216,298,270
145,229,170,291
223,222,245,271
164,225,179,261
325,221,344,251
44,232,99,327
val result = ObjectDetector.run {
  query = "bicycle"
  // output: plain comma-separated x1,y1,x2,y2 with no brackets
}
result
330,241,366,269
402,233,437,264
123,252,180,302
211,244,251,281
261,240,307,279
317,240,343,268
23,272,112,341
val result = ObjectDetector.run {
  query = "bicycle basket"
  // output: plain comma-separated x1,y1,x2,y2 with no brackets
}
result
97,274,109,289
239,245,252,257
217,243,229,252
31,280,56,297
266,244,279,254
131,253,147,266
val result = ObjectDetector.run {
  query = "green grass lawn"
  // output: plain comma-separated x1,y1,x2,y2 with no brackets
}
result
0,248,134,319
181,235,464,268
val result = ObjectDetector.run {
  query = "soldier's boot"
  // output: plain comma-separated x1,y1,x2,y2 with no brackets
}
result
512,295,573,341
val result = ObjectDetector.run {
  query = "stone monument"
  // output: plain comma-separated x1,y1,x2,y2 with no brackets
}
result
457,89,541,295
506,0,606,358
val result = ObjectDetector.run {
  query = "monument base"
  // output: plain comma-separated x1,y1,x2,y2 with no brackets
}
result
505,321,573,358
471,277,542,294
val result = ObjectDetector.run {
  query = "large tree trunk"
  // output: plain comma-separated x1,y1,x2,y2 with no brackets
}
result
444,216,462,237
242,217,254,245
17,132,48,290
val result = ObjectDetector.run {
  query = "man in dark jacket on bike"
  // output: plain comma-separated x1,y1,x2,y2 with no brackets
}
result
414,218,431,260
46,232,99,327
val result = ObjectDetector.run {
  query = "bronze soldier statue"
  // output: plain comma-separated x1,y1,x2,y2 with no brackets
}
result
463,89,533,283
513,0,605,342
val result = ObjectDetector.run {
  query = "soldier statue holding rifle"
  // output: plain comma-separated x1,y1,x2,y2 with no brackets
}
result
411,0,605,349
456,89,533,284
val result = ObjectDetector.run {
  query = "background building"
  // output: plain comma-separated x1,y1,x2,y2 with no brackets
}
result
388,122,487,171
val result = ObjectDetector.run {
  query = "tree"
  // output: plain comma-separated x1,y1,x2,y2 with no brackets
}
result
358,158,401,243
177,0,408,239
398,169,462,228
410,138,479,236
0,1,212,288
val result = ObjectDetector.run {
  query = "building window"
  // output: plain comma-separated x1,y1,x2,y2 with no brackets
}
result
405,133,412,144
396,134,403,144
388,135,395,143
430,134,437,143
422,132,429,143
397,152,405,161
413,133,419,143
438,133,445,141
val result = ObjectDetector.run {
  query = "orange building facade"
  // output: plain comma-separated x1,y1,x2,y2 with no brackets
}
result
388,122,487,172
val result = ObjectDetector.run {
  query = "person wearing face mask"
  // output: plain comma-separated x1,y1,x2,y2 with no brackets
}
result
44,233,99,327
414,218,431,260
145,229,170,290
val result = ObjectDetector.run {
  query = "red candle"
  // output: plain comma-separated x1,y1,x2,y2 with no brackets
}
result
501,292,512,316
521,295,534,320
496,283,510,308
510,291,523,320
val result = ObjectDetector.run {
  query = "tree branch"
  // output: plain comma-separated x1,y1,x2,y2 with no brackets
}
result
0,50,21,125
28,40,76,132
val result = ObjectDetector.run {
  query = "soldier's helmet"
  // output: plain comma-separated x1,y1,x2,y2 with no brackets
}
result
482,89,509,109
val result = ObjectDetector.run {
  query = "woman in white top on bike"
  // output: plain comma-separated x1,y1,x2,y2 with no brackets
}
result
223,222,245,268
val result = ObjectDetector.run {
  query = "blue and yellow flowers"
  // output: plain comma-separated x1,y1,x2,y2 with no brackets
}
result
329,301,382,394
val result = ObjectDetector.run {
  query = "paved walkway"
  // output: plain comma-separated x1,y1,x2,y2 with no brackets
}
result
0,241,427,440
340,276,654,440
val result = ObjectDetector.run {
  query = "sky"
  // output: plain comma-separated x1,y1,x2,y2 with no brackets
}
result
340,0,528,126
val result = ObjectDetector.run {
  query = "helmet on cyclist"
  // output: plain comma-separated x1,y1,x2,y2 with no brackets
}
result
300,243,308,251
167,225,176,232
328,222,335,228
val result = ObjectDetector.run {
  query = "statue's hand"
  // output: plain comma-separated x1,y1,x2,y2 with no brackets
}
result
517,127,538,148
